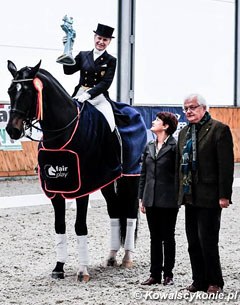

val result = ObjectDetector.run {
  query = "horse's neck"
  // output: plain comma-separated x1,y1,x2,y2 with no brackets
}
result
40,96,78,148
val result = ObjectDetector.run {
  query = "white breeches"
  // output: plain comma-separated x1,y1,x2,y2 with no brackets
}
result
75,88,115,132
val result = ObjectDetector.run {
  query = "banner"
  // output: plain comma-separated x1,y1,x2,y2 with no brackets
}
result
134,106,187,142
0,103,187,151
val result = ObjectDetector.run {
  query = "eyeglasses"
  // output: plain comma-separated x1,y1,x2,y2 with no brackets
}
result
183,105,202,113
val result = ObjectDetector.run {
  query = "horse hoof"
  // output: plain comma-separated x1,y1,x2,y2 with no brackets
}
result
51,271,65,279
121,260,133,268
76,272,90,283
106,257,118,267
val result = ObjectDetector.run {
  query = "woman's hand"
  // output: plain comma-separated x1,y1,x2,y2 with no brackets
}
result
139,199,146,214
219,198,230,208
62,36,67,45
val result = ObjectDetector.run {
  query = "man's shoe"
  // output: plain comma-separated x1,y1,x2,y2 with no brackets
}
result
141,277,161,285
186,283,207,292
207,285,222,294
163,277,174,286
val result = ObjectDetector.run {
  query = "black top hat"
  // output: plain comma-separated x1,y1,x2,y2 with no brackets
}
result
93,23,115,38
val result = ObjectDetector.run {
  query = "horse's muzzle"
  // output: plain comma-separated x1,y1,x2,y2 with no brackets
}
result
6,125,23,140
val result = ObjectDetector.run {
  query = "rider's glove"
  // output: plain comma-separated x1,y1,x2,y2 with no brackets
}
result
62,36,67,45
76,92,91,103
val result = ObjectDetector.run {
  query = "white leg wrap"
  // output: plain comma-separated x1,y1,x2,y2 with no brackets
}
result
110,218,121,251
124,218,137,252
55,234,68,263
77,235,89,267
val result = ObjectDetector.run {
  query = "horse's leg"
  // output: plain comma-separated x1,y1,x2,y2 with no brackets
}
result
101,182,121,266
75,195,90,282
51,194,67,279
117,176,139,268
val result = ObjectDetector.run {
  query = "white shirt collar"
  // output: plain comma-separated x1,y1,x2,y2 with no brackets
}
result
155,135,170,155
93,48,105,60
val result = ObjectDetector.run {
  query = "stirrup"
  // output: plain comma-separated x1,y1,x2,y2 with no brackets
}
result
113,127,123,164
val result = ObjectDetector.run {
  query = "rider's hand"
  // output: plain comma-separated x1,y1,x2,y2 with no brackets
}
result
62,36,67,45
76,92,91,103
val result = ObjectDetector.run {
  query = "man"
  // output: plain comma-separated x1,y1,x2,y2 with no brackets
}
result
63,23,116,131
176,94,234,294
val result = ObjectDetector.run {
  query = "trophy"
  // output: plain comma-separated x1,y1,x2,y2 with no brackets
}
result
56,15,76,65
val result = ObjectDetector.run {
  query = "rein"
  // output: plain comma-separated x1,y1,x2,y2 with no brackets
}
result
25,109,80,143
12,78,33,82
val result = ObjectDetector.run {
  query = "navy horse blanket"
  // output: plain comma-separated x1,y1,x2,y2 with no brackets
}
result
38,101,147,199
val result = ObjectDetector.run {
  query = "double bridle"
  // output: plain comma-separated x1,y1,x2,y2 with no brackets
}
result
25,111,80,143
12,78,34,82
10,78,34,117
10,77,81,142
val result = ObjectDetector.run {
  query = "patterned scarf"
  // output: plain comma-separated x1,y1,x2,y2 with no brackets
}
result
181,111,211,194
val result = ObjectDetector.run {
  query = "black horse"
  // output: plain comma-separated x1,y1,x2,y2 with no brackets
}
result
6,60,147,282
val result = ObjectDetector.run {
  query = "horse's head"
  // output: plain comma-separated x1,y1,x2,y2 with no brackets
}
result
6,60,41,140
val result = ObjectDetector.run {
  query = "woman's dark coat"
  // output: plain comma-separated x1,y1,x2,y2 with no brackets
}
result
138,136,178,208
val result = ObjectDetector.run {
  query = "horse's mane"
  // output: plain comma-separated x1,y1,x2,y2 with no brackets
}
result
37,68,72,99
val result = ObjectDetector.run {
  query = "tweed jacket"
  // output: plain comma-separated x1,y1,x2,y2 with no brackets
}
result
176,118,234,208
63,50,116,99
138,136,178,208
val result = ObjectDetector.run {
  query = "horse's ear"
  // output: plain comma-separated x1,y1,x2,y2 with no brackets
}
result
7,60,18,78
29,60,42,78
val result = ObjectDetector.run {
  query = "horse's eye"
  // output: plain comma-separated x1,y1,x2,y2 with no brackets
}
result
16,83,22,91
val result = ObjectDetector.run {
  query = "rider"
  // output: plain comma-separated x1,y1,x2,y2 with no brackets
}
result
61,23,139,271
62,23,116,132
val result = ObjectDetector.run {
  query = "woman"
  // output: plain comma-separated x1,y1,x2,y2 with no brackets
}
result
139,111,179,285
63,23,116,131
59,23,145,276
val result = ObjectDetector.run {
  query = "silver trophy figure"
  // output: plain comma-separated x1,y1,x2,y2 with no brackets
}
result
56,15,76,65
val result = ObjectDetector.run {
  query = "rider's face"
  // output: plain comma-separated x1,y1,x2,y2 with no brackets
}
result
94,35,111,51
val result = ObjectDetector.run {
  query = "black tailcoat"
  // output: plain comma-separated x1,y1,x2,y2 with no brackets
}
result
63,50,116,99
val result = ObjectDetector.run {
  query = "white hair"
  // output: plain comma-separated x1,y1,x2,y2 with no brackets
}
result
183,94,209,110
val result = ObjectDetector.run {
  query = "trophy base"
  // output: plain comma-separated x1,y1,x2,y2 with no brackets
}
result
56,54,76,66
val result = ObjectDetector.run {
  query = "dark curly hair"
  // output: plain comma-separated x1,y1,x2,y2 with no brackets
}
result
156,111,178,135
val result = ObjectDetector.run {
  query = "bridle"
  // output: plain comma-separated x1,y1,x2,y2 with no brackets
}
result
25,109,80,143
10,78,34,117
12,78,34,82
9,77,81,143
